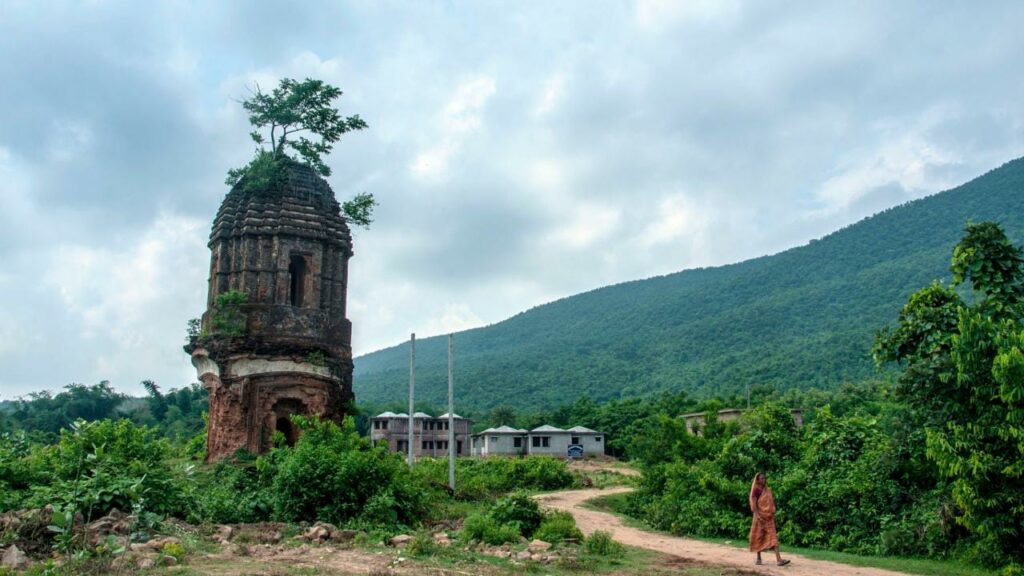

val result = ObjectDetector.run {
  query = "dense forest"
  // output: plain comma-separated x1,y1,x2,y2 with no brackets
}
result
354,158,1024,412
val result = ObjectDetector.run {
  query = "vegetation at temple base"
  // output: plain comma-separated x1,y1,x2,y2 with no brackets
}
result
225,77,377,228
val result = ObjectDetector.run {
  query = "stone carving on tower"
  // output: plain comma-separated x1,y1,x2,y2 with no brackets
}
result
185,158,354,461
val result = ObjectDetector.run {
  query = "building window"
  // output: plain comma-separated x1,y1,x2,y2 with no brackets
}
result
490,436,499,442
513,437,522,448
422,440,433,450
531,436,550,448
571,436,580,445
397,440,407,452
381,420,388,430
595,436,602,442
289,255,307,307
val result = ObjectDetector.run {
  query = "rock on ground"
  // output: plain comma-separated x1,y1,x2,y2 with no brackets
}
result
2,545,29,570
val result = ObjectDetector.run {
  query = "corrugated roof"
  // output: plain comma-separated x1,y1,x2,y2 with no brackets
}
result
567,426,600,434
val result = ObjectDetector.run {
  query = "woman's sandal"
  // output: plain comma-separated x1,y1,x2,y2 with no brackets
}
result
777,559,791,566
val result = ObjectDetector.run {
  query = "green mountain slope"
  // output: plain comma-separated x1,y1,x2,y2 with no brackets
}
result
354,158,1024,412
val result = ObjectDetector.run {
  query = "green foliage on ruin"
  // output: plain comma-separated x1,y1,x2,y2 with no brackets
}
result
210,289,248,337
225,77,377,228
354,157,1024,412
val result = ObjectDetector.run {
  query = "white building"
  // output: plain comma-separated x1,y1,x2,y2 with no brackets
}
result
471,425,528,456
470,424,605,458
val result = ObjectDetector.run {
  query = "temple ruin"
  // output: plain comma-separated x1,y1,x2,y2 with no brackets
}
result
185,159,355,460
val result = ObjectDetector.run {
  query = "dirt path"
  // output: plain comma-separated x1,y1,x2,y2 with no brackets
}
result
536,487,914,576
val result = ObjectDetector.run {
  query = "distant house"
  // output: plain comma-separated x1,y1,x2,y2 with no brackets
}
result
680,408,804,434
470,424,605,458
370,411,473,457
471,425,528,456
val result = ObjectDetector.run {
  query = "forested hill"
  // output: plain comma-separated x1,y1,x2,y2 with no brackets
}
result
354,158,1024,413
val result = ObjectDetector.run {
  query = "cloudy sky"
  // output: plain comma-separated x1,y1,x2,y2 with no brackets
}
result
2,1,1023,398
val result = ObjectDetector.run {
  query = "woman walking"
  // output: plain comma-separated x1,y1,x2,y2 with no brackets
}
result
749,472,790,566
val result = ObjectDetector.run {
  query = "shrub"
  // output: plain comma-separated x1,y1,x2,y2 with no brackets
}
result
488,492,543,538
413,457,573,501
271,416,426,529
461,512,520,545
211,290,248,337
28,419,184,519
186,454,275,523
406,530,439,557
534,511,583,544
584,530,624,557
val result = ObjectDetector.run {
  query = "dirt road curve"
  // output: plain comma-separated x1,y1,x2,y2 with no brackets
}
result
535,487,913,576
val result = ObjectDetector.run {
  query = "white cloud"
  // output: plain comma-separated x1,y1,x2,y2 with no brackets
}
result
43,212,207,384
534,73,566,117
411,77,496,181
634,0,739,30
815,133,961,215
640,193,707,248
551,203,622,250
421,303,486,338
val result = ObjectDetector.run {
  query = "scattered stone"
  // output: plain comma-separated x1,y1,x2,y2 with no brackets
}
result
260,530,282,544
389,534,412,547
515,549,532,561
2,545,29,570
143,536,180,551
137,557,156,569
216,525,234,541
330,528,360,542
528,539,552,552
160,555,178,567
433,532,451,546
84,509,133,546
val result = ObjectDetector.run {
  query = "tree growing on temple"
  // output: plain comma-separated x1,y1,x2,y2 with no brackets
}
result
226,77,377,228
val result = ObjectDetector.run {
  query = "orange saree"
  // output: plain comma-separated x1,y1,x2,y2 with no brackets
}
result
749,486,779,552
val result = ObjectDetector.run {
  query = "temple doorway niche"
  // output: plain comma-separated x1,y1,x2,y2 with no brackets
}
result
272,398,306,447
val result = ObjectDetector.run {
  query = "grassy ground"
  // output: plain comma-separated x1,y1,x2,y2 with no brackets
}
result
134,537,750,576
586,493,1001,576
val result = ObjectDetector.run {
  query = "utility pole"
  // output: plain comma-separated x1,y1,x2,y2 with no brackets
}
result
447,333,455,491
746,382,751,410
407,333,415,467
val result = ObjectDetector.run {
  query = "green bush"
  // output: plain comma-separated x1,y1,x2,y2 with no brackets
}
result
413,456,573,500
584,530,624,557
271,416,426,529
27,419,184,519
488,492,543,538
461,512,521,545
186,454,275,523
534,510,583,544
406,530,440,557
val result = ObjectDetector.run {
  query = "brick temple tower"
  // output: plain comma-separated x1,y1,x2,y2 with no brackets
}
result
187,159,354,460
